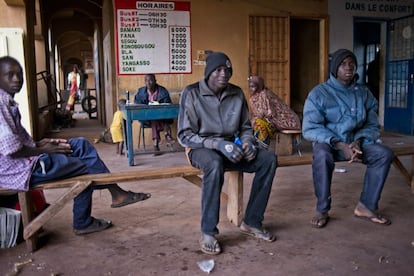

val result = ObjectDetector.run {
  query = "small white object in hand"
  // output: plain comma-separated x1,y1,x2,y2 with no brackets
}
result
197,259,215,274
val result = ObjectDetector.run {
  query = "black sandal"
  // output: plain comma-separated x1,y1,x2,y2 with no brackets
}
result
111,191,151,208
74,217,112,235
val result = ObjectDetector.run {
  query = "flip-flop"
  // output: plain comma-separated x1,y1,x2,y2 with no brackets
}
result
354,214,391,226
354,202,391,226
311,212,330,228
74,217,112,235
240,222,276,242
199,235,222,255
111,191,151,208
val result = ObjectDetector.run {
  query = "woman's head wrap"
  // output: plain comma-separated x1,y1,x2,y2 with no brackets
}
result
248,75,265,91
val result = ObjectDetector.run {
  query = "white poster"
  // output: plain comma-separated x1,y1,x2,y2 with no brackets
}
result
115,1,191,75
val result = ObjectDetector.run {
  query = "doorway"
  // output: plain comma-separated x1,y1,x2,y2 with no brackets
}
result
40,1,104,127
248,16,327,120
290,18,325,120
353,19,383,101
353,18,388,127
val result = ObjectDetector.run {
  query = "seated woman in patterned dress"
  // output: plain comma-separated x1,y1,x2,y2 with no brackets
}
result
248,75,301,149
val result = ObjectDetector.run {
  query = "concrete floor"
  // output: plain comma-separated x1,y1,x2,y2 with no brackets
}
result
1,113,414,276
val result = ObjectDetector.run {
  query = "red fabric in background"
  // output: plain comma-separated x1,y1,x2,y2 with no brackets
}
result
13,190,48,214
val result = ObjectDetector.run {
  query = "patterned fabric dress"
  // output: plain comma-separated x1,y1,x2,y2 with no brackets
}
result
248,76,301,148
66,71,79,111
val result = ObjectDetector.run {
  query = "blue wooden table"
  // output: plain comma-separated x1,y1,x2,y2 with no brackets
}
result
122,103,180,166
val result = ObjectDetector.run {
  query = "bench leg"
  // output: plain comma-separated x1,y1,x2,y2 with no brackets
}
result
392,156,412,191
183,172,242,225
18,191,38,252
23,181,92,244
226,171,243,226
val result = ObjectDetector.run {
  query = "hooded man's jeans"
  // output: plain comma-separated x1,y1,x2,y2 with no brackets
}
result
312,142,393,213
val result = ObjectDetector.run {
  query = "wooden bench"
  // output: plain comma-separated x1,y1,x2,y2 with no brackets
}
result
274,129,303,156
0,166,243,252
0,145,412,252
389,146,414,192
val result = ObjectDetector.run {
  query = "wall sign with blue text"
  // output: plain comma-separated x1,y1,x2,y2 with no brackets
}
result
115,1,191,75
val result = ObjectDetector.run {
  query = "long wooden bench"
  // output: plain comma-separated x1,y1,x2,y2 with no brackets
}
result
1,146,413,252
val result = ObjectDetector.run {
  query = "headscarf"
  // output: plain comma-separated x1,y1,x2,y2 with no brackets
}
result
248,76,265,91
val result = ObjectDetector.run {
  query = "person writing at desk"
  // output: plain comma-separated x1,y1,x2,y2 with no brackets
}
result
302,49,393,228
248,75,301,149
134,74,175,152
178,52,277,255
0,56,151,235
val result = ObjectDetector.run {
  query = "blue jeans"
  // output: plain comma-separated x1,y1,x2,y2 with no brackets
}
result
312,142,393,213
30,137,113,229
188,148,277,236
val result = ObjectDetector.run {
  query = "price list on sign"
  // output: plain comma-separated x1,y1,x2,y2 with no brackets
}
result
170,26,190,72
115,1,191,75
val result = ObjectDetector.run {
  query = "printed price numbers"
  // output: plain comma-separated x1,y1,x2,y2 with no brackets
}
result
170,26,189,72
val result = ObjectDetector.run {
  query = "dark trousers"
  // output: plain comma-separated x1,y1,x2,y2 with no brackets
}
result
312,142,393,213
30,137,112,229
188,148,277,236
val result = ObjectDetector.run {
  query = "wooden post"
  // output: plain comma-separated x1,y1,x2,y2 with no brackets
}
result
226,171,243,226
18,191,37,252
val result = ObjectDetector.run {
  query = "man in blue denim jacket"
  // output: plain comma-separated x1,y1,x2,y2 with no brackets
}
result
302,49,393,228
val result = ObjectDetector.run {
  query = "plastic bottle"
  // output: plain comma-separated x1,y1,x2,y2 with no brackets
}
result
126,90,130,104
234,135,242,147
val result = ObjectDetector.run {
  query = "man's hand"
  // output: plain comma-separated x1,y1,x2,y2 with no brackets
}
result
242,142,257,162
36,138,67,147
349,140,363,162
335,141,362,163
36,138,73,154
216,140,244,163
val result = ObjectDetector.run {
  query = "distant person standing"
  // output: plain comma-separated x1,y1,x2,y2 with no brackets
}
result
110,99,126,155
79,67,88,101
66,64,81,111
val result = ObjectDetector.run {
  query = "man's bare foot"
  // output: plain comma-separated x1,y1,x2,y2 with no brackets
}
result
354,202,391,225
311,212,330,228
